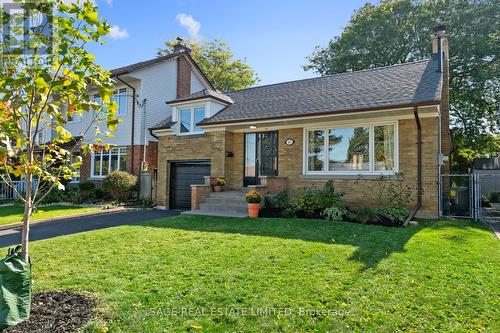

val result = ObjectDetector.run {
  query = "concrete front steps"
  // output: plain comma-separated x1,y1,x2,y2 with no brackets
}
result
181,191,248,218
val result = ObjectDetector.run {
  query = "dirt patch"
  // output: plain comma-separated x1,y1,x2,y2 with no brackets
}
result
5,291,96,333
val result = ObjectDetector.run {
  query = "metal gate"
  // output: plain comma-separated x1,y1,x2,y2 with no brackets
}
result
440,173,500,220
473,173,500,220
440,174,474,218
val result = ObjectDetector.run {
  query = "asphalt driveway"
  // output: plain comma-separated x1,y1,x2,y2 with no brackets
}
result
0,209,180,248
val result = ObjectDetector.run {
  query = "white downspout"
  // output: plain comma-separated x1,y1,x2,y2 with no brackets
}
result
141,99,148,171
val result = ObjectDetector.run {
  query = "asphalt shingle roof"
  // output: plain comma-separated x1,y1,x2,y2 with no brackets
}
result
200,56,442,125
150,115,175,130
110,54,177,77
167,89,233,104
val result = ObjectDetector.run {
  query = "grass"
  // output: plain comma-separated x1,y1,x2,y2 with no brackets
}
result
15,216,500,332
0,204,100,226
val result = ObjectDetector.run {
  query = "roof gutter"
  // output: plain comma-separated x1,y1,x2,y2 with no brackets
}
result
148,127,159,140
116,76,137,175
404,105,423,226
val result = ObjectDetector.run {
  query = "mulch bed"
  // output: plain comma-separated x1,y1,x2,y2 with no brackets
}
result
5,291,95,333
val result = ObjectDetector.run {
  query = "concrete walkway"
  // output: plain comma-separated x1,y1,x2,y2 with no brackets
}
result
482,203,500,240
0,209,180,248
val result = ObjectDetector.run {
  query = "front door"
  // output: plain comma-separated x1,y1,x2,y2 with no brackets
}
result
244,131,278,186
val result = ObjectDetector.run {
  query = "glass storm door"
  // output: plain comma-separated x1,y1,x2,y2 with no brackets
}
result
244,131,278,186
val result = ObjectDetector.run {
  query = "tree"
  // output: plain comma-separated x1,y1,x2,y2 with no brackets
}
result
304,0,500,169
158,38,259,92
0,0,118,261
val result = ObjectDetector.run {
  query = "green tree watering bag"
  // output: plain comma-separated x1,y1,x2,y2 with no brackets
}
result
0,246,32,329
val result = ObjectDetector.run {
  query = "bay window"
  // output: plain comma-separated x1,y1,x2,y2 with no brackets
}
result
305,123,397,174
179,106,205,134
92,147,127,178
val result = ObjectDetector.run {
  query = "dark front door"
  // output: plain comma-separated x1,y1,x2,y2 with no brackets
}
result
170,161,210,209
244,131,278,186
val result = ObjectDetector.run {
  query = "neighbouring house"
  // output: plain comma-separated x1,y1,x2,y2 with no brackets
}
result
151,27,452,218
36,40,214,185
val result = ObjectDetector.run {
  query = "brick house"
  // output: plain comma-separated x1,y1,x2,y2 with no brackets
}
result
151,28,451,218
50,40,215,185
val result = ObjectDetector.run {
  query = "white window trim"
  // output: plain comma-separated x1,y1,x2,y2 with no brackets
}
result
113,87,128,117
302,121,399,176
177,104,206,135
90,147,127,179
69,153,81,183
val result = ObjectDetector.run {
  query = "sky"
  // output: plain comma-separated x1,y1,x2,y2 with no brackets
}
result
87,0,373,86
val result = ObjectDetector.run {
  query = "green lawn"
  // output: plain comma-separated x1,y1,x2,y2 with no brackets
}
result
17,216,500,332
0,204,100,226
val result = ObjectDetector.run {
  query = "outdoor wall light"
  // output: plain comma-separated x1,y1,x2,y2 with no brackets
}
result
225,151,234,157
249,125,257,129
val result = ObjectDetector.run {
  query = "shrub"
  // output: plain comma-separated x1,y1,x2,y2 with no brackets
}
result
374,207,409,222
481,195,491,207
362,174,413,209
322,206,348,221
40,188,81,204
289,180,344,217
352,208,376,224
262,191,289,209
488,192,500,203
245,191,263,204
102,171,138,202
94,188,107,200
139,199,156,208
214,178,226,186
78,181,96,192
41,188,67,204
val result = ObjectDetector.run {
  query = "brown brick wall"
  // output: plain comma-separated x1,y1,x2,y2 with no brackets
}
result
276,118,439,218
156,133,226,208
80,152,91,182
176,56,191,98
156,116,440,217
80,143,158,184
146,141,158,171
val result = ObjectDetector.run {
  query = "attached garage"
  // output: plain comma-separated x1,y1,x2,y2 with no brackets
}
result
169,161,210,209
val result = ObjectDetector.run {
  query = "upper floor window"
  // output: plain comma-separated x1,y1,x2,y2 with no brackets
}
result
179,106,205,134
305,123,397,174
93,87,127,117
112,88,127,116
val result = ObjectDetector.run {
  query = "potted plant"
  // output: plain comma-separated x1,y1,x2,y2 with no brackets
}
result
213,178,226,192
245,191,263,218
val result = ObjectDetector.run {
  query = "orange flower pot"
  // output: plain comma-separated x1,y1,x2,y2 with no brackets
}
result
247,203,260,218
214,185,224,192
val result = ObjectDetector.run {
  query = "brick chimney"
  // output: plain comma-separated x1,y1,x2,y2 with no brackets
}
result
432,25,451,171
174,37,192,98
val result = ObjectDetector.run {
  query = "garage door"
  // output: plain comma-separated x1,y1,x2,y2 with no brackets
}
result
170,161,210,209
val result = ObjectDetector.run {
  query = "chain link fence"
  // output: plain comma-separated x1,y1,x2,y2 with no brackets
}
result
440,173,500,219
440,174,473,218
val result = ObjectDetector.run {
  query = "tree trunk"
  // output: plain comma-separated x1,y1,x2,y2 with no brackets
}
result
21,173,32,263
